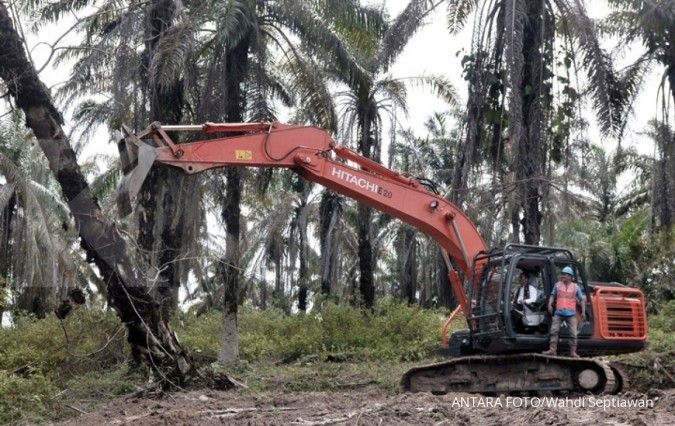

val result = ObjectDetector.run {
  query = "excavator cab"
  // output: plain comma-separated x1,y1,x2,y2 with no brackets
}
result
444,243,645,358
464,244,559,353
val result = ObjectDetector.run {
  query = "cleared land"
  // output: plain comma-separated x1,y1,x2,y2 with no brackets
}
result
56,387,674,426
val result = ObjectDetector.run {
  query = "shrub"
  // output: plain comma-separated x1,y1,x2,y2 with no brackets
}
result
0,371,57,423
65,364,145,400
646,300,675,354
650,299,675,332
177,299,448,363
0,309,133,423
175,310,223,360
0,309,128,379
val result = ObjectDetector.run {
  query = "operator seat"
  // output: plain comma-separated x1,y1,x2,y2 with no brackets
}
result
520,277,545,330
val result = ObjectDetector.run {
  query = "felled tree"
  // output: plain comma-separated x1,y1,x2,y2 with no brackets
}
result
0,3,193,385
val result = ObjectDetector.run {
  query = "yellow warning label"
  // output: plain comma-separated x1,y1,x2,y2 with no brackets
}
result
235,150,253,160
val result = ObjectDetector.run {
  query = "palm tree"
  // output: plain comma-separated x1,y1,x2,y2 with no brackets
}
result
446,0,630,244
25,0,362,360
392,112,461,307
605,1,675,233
23,0,203,320
319,0,451,308
0,113,99,317
0,3,194,381
189,0,384,362
605,0,675,109
644,121,674,234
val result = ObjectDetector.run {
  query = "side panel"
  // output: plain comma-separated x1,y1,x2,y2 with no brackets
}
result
591,287,647,340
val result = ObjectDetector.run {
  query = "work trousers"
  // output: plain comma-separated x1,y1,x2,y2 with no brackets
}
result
549,315,577,346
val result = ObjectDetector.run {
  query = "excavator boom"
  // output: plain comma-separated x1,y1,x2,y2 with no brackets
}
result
117,121,487,315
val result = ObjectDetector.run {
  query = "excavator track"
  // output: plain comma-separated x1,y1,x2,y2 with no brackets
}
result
401,354,619,395
608,361,630,394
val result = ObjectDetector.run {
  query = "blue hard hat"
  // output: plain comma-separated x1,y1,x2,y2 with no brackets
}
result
561,266,574,276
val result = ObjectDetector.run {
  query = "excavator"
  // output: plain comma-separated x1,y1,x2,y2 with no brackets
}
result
116,121,647,395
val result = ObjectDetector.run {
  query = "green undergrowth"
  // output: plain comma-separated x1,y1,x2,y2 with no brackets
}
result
0,309,135,423
0,300,451,423
2,299,671,423
178,299,449,363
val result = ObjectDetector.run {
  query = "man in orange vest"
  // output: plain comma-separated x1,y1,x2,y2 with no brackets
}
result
542,266,585,357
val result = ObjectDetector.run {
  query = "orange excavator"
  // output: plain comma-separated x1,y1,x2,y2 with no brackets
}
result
117,121,647,395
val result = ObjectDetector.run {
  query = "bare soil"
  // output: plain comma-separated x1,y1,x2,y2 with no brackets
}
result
56,387,674,425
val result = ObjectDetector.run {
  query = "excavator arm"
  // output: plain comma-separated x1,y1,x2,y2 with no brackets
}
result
117,121,488,315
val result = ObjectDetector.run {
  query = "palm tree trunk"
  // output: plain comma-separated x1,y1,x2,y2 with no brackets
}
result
273,244,283,305
666,65,675,238
217,34,251,364
259,278,268,310
435,249,456,308
357,111,376,308
319,191,341,296
357,204,375,307
452,56,488,204
0,189,14,319
136,0,189,321
0,3,193,382
508,174,521,243
421,240,437,307
297,196,309,312
396,226,417,304
404,227,417,304
543,155,555,245
517,0,544,244
218,167,241,364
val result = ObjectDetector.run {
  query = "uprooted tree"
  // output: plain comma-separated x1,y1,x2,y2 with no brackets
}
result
0,2,194,384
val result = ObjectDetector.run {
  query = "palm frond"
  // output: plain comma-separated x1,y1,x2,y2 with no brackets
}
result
601,11,641,41
282,51,337,130
84,0,137,39
404,73,461,107
317,0,388,38
0,151,60,293
559,0,626,137
268,0,373,91
213,0,255,47
314,0,387,59
150,19,196,92
375,77,409,116
504,0,525,146
28,0,92,28
90,165,121,201
376,0,444,71
447,0,478,34
246,50,277,122
615,54,654,137
27,180,71,221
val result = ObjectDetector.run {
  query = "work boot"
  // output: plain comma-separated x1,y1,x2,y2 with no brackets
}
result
569,345,580,358
542,343,557,356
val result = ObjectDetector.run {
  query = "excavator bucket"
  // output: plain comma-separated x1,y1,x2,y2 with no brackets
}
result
116,126,158,217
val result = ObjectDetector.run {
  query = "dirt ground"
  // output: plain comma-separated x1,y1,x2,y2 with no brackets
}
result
55,387,674,425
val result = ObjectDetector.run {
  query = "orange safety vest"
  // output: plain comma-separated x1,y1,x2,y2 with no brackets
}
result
555,281,578,311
